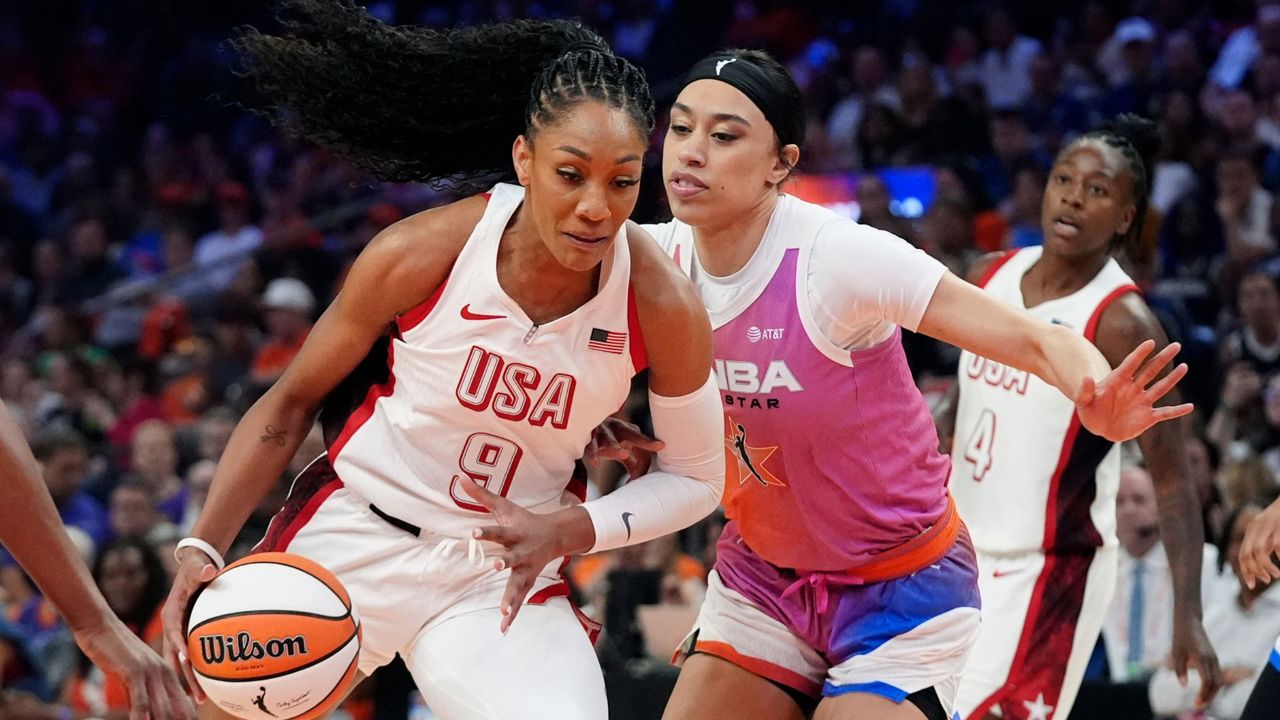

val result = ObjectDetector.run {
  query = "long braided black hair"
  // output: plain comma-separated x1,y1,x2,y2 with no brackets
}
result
1064,113,1161,250
233,0,654,191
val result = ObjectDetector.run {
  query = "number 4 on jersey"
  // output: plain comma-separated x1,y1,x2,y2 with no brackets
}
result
963,408,997,482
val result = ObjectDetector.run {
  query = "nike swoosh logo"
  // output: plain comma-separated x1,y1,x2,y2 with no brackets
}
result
992,570,1012,578
622,512,634,541
460,304,506,321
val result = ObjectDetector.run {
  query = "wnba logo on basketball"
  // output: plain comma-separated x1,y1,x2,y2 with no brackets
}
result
197,631,309,664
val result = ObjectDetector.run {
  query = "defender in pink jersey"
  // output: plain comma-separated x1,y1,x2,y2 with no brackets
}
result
161,8,724,720
942,116,1220,720
633,51,1197,720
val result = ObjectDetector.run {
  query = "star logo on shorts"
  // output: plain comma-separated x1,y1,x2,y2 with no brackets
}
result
1022,693,1054,720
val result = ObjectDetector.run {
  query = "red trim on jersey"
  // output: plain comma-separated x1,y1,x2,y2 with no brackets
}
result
565,460,589,502
329,341,397,462
626,286,648,373
976,250,1019,288
257,477,344,554
278,478,342,552
395,269,451,335
481,192,492,201
1043,416,1083,551
1083,284,1140,342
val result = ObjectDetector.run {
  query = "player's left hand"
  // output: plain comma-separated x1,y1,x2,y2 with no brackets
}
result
1170,618,1222,707
461,479,586,635
1075,339,1193,441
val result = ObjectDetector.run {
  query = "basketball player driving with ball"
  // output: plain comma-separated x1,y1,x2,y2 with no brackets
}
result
163,4,723,719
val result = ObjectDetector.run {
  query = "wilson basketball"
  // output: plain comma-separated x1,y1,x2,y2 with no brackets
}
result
186,552,361,720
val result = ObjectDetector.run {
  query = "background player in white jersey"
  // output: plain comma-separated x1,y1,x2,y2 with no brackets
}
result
940,115,1221,720
608,50,1197,720
1238,493,1280,719
160,4,724,719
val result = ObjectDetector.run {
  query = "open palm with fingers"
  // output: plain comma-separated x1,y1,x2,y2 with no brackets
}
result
1076,339,1193,442
461,480,587,634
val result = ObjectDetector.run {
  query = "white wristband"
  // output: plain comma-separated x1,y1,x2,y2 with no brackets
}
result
175,537,226,571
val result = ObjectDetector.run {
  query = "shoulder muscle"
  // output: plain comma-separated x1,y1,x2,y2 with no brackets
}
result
626,223,712,396
1093,291,1168,368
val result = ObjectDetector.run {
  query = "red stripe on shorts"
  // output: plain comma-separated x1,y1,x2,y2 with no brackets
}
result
693,640,823,697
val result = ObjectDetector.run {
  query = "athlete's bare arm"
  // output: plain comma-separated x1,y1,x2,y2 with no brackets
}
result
0,404,196,720
918,271,1191,442
189,197,484,554
1094,294,1222,705
164,196,484,692
626,221,715,396
932,252,1006,451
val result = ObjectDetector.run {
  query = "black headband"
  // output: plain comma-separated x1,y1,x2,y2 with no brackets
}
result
681,54,801,147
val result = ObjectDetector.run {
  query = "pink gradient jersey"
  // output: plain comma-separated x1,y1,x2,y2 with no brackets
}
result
646,195,951,572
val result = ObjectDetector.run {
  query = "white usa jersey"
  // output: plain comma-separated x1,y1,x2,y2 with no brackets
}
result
320,183,645,538
950,246,1139,555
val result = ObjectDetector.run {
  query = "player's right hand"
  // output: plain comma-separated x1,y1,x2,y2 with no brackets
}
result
1075,339,1193,442
161,549,220,704
73,616,197,720
1240,497,1280,589
584,417,663,478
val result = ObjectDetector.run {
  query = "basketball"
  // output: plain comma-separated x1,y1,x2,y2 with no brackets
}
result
186,552,361,720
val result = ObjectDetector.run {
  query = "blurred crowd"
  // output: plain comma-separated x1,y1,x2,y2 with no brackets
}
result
3,1,1280,719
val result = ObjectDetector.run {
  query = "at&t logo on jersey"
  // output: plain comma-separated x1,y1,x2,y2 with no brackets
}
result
963,354,1029,395
455,346,576,428
746,326,784,343
715,359,801,408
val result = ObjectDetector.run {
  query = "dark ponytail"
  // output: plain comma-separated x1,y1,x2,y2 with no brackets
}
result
233,0,653,191
1070,113,1160,250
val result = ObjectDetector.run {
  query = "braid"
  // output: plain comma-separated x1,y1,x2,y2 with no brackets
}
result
528,48,654,140
233,0,653,192
1071,113,1160,250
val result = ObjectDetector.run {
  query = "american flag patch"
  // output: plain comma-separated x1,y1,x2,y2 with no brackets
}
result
588,328,626,354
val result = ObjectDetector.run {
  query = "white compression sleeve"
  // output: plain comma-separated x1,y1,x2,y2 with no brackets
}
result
583,373,724,553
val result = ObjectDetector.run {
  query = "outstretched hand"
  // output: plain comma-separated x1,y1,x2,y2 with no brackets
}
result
461,480,585,635
1075,339,1193,442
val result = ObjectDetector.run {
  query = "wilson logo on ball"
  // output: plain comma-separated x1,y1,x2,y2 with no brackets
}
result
198,631,310,664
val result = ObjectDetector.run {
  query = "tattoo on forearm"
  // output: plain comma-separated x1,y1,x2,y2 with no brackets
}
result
260,425,287,446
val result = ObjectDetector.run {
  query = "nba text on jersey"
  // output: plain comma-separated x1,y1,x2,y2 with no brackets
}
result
715,358,802,408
